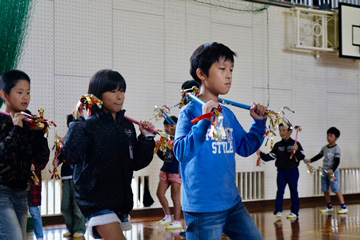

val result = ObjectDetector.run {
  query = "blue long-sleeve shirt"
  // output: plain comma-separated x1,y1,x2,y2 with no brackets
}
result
174,101,266,212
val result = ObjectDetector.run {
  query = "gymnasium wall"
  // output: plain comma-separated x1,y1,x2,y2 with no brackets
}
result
16,0,360,208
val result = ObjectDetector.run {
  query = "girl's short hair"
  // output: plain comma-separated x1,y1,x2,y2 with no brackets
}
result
88,69,126,98
87,69,126,117
0,69,31,94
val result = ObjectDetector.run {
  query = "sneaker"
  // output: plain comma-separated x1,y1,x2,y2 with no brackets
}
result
286,212,298,219
165,221,182,230
158,216,172,225
63,232,72,237
275,212,282,218
119,213,132,231
73,232,84,238
274,219,282,226
320,207,334,213
338,208,348,214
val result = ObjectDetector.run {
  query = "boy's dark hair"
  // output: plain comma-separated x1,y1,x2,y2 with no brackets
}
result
327,127,340,138
0,69,30,94
279,123,293,131
88,69,126,117
190,42,236,86
181,80,199,90
163,115,178,125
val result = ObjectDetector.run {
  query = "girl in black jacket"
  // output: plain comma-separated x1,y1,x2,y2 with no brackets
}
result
62,69,155,239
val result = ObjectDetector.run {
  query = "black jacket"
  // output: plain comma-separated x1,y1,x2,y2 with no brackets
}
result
62,110,155,218
260,138,305,170
0,114,50,190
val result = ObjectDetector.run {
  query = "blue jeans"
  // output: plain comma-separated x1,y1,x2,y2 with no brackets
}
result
321,170,339,192
275,168,300,215
28,205,44,239
0,185,28,240
184,201,263,240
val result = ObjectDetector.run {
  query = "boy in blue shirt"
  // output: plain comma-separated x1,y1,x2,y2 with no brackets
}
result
174,42,267,239
305,127,348,214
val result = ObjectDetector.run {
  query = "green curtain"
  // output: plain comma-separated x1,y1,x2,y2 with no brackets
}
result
0,0,33,107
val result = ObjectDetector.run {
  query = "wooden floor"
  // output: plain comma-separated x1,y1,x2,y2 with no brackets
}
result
26,204,360,240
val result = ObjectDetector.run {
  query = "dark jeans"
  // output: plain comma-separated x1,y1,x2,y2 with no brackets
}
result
275,168,300,215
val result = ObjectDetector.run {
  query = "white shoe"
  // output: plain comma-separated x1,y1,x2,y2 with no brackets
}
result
320,207,334,213
275,212,282,218
63,231,72,237
158,216,172,225
286,212,298,219
338,208,348,214
73,232,84,238
166,221,182,230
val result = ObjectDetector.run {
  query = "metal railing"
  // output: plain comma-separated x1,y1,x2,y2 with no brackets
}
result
237,171,265,201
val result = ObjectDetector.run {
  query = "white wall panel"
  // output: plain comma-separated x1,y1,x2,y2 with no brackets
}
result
20,0,54,121
327,93,359,168
211,4,253,28
252,12,269,90
186,2,211,53
326,54,359,94
291,53,327,152
267,7,292,90
164,1,189,83
54,0,112,76
113,0,164,16
113,10,164,179
54,76,89,138
18,0,55,179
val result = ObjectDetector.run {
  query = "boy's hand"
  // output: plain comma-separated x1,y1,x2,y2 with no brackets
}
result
30,164,35,171
202,100,219,121
139,120,156,135
11,112,26,128
293,144,298,151
53,159,59,168
328,169,334,175
304,159,310,164
256,150,260,155
250,102,267,120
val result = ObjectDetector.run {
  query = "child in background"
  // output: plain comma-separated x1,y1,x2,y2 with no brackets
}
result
257,123,305,220
179,79,199,238
181,80,199,92
62,69,156,239
53,114,86,238
0,70,50,240
174,42,267,239
305,127,348,214
28,162,47,240
156,116,182,230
